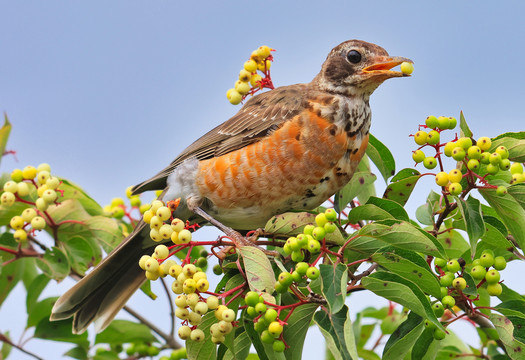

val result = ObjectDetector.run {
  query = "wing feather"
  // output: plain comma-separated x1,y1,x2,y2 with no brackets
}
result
131,84,309,194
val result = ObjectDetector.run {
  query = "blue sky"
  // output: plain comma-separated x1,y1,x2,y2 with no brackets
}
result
1,1,525,359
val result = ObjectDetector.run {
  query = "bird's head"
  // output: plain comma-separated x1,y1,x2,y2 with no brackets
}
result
314,39,412,97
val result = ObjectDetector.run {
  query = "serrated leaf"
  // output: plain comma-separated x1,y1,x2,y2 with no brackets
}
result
371,247,441,299
356,221,446,258
455,196,485,255
459,111,473,138
36,246,70,281
361,272,441,329
366,133,396,182
95,320,155,344
314,305,358,360
0,114,12,167
320,263,348,314
282,303,319,360
383,168,421,205
335,171,377,213
480,187,525,250
239,246,275,294
490,313,525,359
187,312,217,360
383,312,424,360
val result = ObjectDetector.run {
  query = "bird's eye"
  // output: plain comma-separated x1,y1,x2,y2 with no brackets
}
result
346,50,362,64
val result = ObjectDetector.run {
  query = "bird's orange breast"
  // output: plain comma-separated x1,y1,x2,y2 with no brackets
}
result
195,109,367,224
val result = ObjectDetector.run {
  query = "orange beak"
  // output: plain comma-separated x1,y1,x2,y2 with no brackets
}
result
363,56,414,78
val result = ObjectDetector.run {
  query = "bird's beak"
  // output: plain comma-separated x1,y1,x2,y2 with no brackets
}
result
363,56,413,78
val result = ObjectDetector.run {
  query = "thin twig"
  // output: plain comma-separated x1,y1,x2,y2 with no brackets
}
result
0,333,44,360
123,306,181,349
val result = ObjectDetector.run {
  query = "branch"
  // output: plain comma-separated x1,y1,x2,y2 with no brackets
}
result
0,333,44,360
123,306,181,349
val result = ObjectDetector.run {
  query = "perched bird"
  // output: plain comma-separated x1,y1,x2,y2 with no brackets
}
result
51,39,412,333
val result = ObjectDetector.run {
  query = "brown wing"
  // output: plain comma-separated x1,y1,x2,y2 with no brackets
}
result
132,83,310,194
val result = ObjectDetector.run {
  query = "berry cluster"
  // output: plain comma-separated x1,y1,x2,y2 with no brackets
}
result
142,200,193,244
275,262,319,293
245,291,285,352
282,208,338,260
2,164,63,242
411,115,523,196
226,45,275,105
123,342,161,358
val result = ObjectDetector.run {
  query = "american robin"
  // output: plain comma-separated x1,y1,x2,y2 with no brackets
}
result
51,39,412,333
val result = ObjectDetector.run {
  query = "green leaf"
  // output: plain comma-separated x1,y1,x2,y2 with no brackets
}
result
490,313,525,359
499,283,525,302
36,246,70,281
491,132,525,162
459,111,473,138
365,197,409,221
383,168,421,205
63,346,88,360
436,229,470,260
187,312,218,360
0,114,12,167
0,249,27,306
58,178,104,216
314,305,358,360
59,236,97,276
239,246,275,294
95,320,155,344
27,296,58,329
410,329,437,360
34,317,89,347
383,312,425,360
480,187,525,250
282,303,319,360
335,171,377,213
475,224,514,259
366,133,396,183
461,271,478,298
26,273,50,313
361,271,441,329
455,196,485,255
356,221,446,258
0,331,12,360
320,263,348,314
371,247,441,299
508,183,525,211
222,326,252,360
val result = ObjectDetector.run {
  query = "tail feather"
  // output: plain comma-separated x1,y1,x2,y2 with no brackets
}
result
51,221,155,333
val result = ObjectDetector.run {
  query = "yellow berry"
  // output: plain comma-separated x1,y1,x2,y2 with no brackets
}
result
448,169,462,183
37,163,51,173
1,192,16,206
14,229,28,242
171,231,180,244
22,208,37,222
35,198,48,212
110,197,125,207
3,181,18,193
228,89,242,105
11,169,23,182
22,166,37,180
149,228,162,242
154,245,170,259
145,258,159,272
510,162,524,174
159,224,174,240
37,184,48,198
42,189,57,204
178,229,192,243
145,270,159,281
193,271,207,282
400,62,414,75
256,45,272,59
45,177,60,190
448,182,463,196
183,278,196,293
183,264,197,277
31,216,46,230
250,74,262,87
221,308,236,322
142,210,153,224
139,255,151,270
207,296,219,310
150,200,164,214
186,293,199,307
196,278,210,292
169,263,183,277
16,182,30,197
188,311,202,326
171,280,183,294
175,307,189,320
177,325,191,340
171,218,185,232
234,80,251,96
149,215,163,230
215,305,228,320
10,216,24,230
477,137,492,151
156,206,171,221
435,172,449,187
239,69,252,82
36,171,50,185
244,60,258,72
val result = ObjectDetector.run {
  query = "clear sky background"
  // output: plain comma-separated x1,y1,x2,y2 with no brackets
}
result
1,1,525,359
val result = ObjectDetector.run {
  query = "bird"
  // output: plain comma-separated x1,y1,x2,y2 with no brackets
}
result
51,39,412,334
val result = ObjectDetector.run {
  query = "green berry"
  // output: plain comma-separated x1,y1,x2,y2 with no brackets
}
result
510,162,524,174
325,208,338,221
260,330,274,344
470,265,487,280
245,291,260,307
303,224,315,235
467,159,480,172
213,264,223,275
427,130,440,145
423,157,437,169
467,146,482,159
447,259,461,273
443,142,456,157
493,256,507,271
452,277,467,290
495,146,509,159
414,130,428,145
485,269,500,284
291,250,305,262
447,117,457,129
278,272,294,287
254,302,267,315
437,116,450,130
487,282,503,296
434,258,447,269
448,182,462,196
254,318,268,332
480,251,494,267
274,281,287,293
295,262,309,275
457,137,473,150
480,152,491,164
489,153,502,165
486,163,500,175
307,239,321,253
451,147,466,161
265,308,278,323
425,115,439,129
273,340,285,352
315,213,328,227
424,319,436,329
433,328,447,340
440,272,455,287
10,169,23,182
312,227,326,241
500,158,511,171
440,287,448,299
412,150,426,163
432,302,445,317
324,221,337,234
441,295,455,308
306,267,320,280
496,186,508,196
